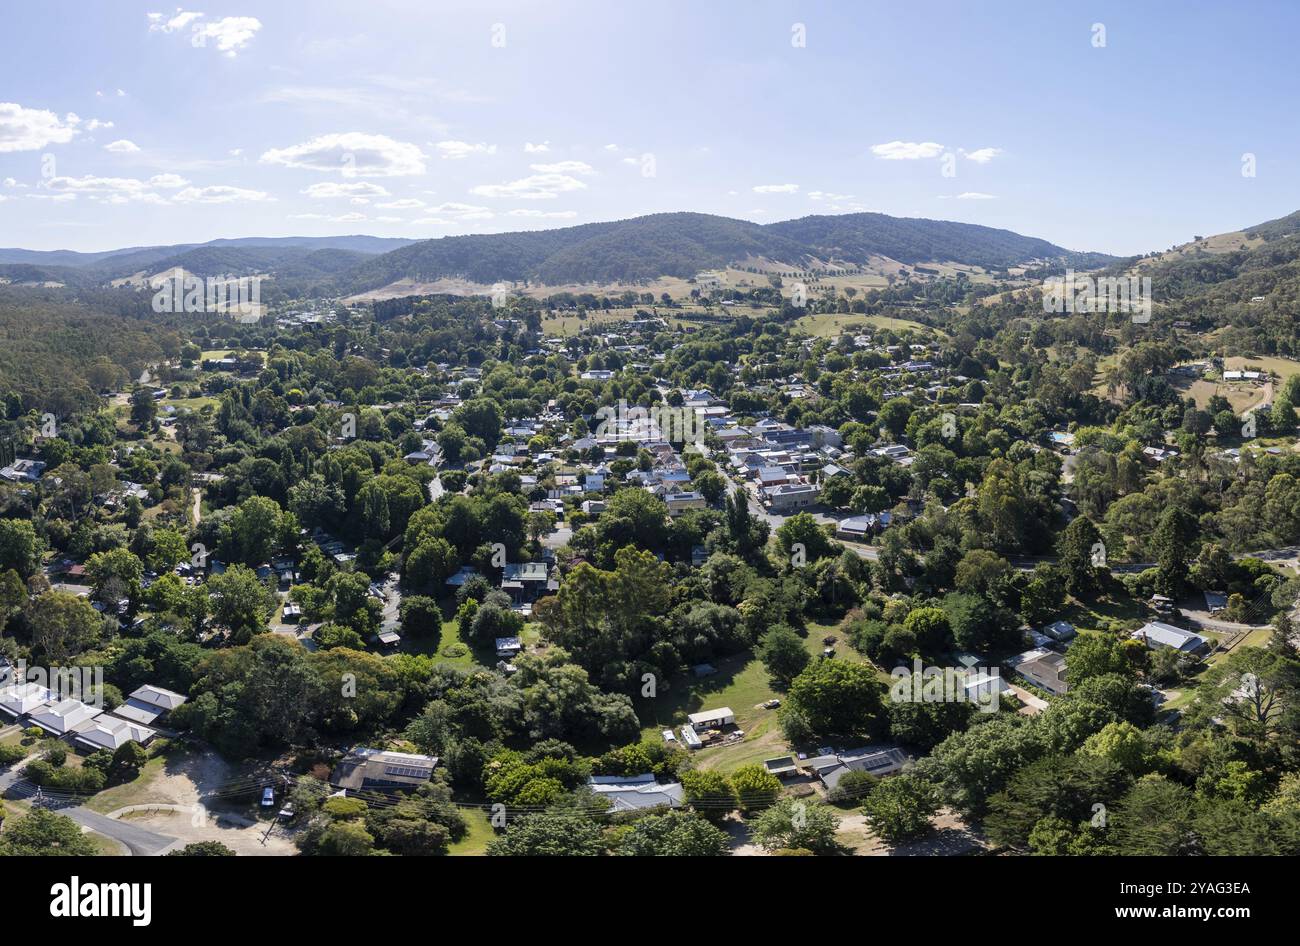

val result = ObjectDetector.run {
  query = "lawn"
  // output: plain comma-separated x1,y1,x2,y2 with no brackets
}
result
448,806,495,856
84,750,174,814
1059,592,1148,634
632,617,879,773
793,311,937,338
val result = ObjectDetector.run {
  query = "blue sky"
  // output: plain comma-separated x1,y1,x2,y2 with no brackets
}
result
2,0,1299,255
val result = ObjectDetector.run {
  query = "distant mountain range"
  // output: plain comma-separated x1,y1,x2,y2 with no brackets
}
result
0,212,1120,294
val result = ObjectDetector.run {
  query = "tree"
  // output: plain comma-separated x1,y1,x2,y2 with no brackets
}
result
166,841,236,856
680,769,737,820
224,495,290,565
1079,721,1148,773
130,387,157,428
1066,632,1132,685
758,624,809,686
486,811,605,856
1057,516,1102,596
776,512,835,563
615,810,730,856
731,764,782,812
748,798,840,854
111,740,149,781
316,820,376,856
861,773,940,843
782,659,881,741
903,606,952,654
207,565,275,642
25,591,104,662
1188,648,1298,741
0,518,40,577
399,595,442,639
1152,506,1197,596
1112,776,1197,855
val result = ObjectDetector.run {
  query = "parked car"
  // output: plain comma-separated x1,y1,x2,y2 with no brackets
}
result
261,786,275,807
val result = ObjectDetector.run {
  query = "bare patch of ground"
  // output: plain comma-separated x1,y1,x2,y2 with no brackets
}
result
835,807,989,856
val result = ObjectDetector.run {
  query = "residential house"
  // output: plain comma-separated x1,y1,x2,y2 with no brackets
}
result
111,684,188,727
72,714,156,753
1015,650,1069,695
330,748,439,793
587,773,685,812
805,745,910,793
29,697,102,736
1131,622,1209,655
0,682,54,721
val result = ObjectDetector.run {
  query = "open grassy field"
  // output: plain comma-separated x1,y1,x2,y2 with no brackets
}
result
1223,354,1300,381
448,806,495,855
793,311,937,338
632,619,881,773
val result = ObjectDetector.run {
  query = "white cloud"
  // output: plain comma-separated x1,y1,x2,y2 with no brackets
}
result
0,103,81,152
200,17,261,55
963,147,1003,163
507,209,577,219
147,10,204,33
435,140,497,160
104,139,141,153
523,141,550,153
753,183,799,194
41,173,188,199
261,132,426,177
938,192,997,200
425,201,493,220
148,12,261,56
301,181,390,199
529,160,594,175
229,148,243,156
290,211,365,222
871,140,945,160
375,198,425,210
374,215,403,223
808,191,854,201
173,184,271,203
603,144,619,152
470,173,586,200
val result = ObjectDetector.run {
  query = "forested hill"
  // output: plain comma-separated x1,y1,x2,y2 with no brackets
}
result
1108,208,1300,356
343,210,1112,292
0,212,1112,294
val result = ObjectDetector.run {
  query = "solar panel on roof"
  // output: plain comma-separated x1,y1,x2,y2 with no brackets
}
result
384,764,432,779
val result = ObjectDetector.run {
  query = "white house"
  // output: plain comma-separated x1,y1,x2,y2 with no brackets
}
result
1131,622,1209,654
29,698,102,736
73,714,156,752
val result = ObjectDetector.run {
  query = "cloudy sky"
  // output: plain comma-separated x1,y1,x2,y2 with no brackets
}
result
2,0,1299,255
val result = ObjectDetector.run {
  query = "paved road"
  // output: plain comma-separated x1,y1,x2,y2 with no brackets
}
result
1,771,177,856
64,806,176,856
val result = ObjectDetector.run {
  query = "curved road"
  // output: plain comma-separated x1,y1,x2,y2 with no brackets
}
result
1,767,177,856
